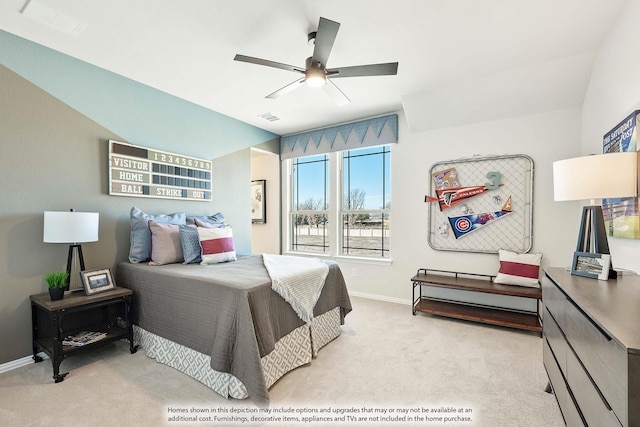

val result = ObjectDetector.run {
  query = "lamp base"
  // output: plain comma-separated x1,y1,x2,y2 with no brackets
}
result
66,244,86,291
573,206,617,280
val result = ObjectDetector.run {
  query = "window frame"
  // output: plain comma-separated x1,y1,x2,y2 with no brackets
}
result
283,146,392,263
339,145,391,259
289,154,330,255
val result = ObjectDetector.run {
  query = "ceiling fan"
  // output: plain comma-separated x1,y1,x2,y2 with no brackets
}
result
234,17,398,106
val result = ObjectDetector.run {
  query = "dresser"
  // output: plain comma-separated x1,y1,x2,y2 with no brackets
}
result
542,268,640,427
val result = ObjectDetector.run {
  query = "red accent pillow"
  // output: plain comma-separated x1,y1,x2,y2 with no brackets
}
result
197,227,236,264
494,249,541,287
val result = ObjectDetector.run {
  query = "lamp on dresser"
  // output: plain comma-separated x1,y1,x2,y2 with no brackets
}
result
43,209,99,291
552,151,638,279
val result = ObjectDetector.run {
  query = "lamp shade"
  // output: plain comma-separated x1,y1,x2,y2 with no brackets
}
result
43,211,99,243
553,152,638,201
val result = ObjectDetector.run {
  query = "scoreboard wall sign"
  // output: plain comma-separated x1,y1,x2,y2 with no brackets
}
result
108,140,212,201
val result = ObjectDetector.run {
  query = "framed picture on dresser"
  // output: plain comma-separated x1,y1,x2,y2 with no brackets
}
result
571,252,611,280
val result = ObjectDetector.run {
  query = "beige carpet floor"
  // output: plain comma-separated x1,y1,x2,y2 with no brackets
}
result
0,296,563,426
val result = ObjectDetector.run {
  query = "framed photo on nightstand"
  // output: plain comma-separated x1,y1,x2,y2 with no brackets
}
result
80,268,116,295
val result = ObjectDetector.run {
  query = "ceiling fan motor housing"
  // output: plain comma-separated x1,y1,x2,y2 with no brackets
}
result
307,31,317,45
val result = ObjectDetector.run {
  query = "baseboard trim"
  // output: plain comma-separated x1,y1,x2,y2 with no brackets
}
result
348,290,411,306
0,352,48,375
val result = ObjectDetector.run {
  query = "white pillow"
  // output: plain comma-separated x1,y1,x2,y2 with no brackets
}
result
494,249,542,288
197,226,237,264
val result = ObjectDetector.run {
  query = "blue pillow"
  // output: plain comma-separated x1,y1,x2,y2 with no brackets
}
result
129,207,186,263
186,213,225,227
179,225,202,264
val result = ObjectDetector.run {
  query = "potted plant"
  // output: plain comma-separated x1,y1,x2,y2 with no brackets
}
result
45,272,69,301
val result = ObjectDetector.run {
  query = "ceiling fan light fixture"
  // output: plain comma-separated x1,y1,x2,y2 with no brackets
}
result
305,69,326,87
234,17,398,103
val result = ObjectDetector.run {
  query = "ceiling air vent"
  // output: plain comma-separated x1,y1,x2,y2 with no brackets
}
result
258,112,280,122
21,0,87,36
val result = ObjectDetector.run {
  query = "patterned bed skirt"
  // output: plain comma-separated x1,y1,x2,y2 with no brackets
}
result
133,307,342,400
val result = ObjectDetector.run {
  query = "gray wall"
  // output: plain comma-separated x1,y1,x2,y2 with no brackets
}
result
0,64,275,363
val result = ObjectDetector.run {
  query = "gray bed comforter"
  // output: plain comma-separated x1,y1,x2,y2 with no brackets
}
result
115,254,351,406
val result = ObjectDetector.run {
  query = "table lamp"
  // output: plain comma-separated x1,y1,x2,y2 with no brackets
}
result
43,209,99,291
553,151,638,279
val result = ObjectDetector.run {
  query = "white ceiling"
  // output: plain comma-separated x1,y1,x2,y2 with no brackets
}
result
0,0,626,135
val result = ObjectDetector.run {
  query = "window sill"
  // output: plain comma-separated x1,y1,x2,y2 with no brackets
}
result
282,251,393,266
334,255,393,266
282,251,332,259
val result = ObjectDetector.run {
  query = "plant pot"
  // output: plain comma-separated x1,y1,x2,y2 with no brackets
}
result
49,287,65,301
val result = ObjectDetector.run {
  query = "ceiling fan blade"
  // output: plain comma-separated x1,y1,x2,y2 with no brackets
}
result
311,17,340,67
266,78,306,99
234,54,305,74
327,62,398,78
324,80,351,106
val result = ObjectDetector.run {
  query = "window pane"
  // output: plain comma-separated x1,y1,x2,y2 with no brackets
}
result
293,154,329,211
343,146,390,210
342,213,390,257
291,213,329,253
291,154,329,254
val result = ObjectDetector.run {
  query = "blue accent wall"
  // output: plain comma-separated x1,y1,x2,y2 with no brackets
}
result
0,29,277,158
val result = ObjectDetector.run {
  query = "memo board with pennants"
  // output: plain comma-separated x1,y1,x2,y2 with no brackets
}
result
427,154,534,254
108,140,212,201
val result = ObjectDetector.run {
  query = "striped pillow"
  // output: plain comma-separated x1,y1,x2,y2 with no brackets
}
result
197,226,237,264
494,249,542,288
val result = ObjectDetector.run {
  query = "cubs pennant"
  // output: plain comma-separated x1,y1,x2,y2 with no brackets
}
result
425,185,500,211
447,196,513,239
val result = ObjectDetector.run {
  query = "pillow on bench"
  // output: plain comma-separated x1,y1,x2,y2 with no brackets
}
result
494,249,542,288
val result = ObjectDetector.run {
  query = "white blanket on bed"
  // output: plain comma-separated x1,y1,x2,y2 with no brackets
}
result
263,254,329,324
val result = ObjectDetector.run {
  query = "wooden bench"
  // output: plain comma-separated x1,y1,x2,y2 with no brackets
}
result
411,268,542,334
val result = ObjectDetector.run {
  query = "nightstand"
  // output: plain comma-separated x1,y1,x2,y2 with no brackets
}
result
30,287,138,383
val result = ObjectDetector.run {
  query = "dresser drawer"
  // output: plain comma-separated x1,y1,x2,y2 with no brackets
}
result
542,275,566,328
544,307,567,374
567,347,621,426
544,339,584,427
564,297,627,423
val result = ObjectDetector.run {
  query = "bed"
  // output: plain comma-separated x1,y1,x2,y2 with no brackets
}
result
115,254,351,406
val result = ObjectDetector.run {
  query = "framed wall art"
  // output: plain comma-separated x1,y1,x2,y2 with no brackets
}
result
251,180,266,223
602,111,640,239
109,140,212,201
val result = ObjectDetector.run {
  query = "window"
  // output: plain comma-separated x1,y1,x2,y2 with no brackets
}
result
286,146,391,259
341,146,391,257
290,154,329,254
